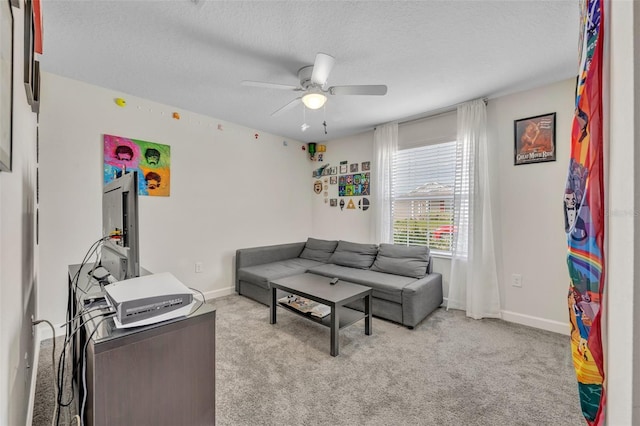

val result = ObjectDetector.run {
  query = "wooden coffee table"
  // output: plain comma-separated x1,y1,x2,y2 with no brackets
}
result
269,273,372,356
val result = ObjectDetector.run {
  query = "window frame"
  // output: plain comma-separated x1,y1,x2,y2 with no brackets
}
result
390,141,457,257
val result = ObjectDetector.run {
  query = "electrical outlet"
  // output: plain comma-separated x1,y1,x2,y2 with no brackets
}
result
512,273,522,288
195,262,203,273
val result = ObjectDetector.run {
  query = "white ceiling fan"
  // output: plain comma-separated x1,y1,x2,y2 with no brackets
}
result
242,53,388,116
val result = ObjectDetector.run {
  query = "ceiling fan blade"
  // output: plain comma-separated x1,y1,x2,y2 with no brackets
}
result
271,97,302,116
329,85,388,96
311,53,335,85
242,80,299,91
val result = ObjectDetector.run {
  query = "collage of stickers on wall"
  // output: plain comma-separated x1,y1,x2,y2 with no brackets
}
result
308,142,370,212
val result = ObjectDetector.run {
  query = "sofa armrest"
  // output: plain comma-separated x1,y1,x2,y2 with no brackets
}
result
235,242,306,292
401,273,443,327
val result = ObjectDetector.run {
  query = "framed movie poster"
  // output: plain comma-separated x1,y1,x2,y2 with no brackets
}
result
514,112,556,165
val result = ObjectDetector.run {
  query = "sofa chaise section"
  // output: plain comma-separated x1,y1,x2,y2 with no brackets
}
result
235,242,310,305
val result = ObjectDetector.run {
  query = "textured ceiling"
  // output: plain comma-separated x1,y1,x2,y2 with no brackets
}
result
40,0,580,142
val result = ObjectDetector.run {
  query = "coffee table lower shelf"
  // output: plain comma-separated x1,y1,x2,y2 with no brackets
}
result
269,274,372,356
278,302,365,329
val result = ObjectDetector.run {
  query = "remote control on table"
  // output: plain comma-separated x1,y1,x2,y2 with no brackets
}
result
330,277,339,285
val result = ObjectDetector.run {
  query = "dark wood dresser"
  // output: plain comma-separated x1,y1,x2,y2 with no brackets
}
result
69,264,216,426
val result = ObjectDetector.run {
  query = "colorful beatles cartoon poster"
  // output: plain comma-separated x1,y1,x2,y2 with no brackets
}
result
565,0,605,424
338,172,369,197
103,134,171,196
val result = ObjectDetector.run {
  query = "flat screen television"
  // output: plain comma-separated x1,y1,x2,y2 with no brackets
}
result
101,171,140,281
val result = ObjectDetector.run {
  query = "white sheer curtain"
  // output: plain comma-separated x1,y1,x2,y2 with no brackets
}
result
371,122,398,244
447,99,501,319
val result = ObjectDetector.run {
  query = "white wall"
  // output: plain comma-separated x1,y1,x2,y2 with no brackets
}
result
310,131,374,243
488,78,575,334
38,73,312,324
0,3,39,425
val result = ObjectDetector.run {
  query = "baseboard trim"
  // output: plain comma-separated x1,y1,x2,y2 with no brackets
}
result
202,286,235,301
25,327,42,426
443,297,570,335
501,310,570,335
36,321,67,341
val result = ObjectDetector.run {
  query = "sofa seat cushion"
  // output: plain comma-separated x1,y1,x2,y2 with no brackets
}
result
307,264,416,304
238,258,324,290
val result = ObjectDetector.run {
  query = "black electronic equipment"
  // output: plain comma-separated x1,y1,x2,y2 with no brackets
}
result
101,171,140,281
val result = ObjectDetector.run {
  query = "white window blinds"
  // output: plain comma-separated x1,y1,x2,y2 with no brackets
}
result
391,141,456,254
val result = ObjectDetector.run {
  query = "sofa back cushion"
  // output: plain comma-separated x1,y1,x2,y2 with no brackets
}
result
328,240,378,269
299,238,339,263
370,244,430,278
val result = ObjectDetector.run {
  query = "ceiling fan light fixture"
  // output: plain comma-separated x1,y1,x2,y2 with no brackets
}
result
302,92,327,110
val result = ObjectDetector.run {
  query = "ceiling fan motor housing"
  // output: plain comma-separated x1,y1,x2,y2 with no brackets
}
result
298,65,317,90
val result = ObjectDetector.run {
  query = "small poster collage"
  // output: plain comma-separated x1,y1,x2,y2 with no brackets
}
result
313,160,371,211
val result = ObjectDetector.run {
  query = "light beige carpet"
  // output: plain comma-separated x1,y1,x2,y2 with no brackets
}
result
34,295,584,426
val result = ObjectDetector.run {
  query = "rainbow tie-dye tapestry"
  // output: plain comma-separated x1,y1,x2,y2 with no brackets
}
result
564,0,605,424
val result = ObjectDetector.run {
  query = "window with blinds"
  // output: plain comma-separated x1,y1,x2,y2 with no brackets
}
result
392,141,456,255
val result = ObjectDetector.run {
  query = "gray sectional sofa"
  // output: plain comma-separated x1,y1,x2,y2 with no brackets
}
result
235,238,443,328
